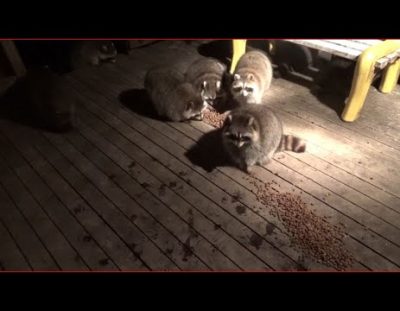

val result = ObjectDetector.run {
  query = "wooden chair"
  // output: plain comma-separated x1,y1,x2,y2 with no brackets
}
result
230,39,400,122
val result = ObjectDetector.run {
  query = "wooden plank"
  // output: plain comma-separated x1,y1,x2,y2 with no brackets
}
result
273,78,400,153
274,120,400,214
0,122,147,271
286,149,400,215
74,115,266,270
325,40,400,68
284,39,398,69
75,56,360,270
0,156,88,270
0,220,31,270
273,109,400,199
273,153,400,241
187,120,400,270
272,89,400,165
73,95,283,270
65,127,238,270
326,40,378,52
84,103,368,272
99,56,400,247
67,77,301,271
174,116,400,235
44,130,219,271
71,64,318,272
68,73,363,271
32,130,176,271
252,82,400,198
355,88,400,136
0,183,58,270
261,87,400,213
375,51,400,69
111,52,400,210
352,40,382,46
183,120,400,265
111,44,398,270
173,113,400,219
284,40,363,59
0,133,119,270
114,46,400,155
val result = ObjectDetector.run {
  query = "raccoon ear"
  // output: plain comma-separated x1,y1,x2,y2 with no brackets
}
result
186,101,194,111
216,80,221,90
234,74,240,81
224,114,232,125
247,73,254,81
247,116,255,126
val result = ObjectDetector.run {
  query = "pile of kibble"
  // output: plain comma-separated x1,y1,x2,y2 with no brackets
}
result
200,106,356,270
202,108,227,128
247,177,355,271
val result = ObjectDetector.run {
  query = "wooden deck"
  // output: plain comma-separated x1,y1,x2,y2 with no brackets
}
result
0,40,399,271
284,39,400,69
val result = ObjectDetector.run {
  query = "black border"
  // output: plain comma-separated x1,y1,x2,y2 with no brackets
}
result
0,8,399,38
1,272,399,296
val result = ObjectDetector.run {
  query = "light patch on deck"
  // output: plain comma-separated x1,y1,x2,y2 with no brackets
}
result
284,126,354,157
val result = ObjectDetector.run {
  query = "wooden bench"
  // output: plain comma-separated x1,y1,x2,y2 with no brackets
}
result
230,39,400,122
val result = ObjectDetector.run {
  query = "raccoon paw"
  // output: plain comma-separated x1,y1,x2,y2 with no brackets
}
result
246,167,256,176
238,162,248,173
240,164,254,175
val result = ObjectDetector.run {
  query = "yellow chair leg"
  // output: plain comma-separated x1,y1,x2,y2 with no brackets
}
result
230,40,247,74
341,53,376,122
342,40,400,122
379,58,400,93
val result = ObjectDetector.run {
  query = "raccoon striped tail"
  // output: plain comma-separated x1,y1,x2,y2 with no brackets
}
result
279,135,306,153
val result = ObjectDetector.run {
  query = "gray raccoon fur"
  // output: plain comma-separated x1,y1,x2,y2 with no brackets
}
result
70,40,117,69
231,50,273,105
185,57,227,106
145,66,206,122
222,104,305,173
24,66,76,132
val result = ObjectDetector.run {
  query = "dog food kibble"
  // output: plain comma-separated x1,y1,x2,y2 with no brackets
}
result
247,177,355,270
203,108,227,128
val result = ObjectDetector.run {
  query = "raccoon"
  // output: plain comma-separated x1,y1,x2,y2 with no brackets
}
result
269,40,313,75
70,40,117,69
144,66,206,122
23,66,76,132
185,57,227,107
222,104,305,173
231,50,273,105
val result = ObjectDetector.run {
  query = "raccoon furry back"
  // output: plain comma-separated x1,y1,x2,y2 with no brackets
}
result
185,57,227,106
231,50,273,105
6,66,77,132
144,66,205,122
70,41,117,69
222,104,305,172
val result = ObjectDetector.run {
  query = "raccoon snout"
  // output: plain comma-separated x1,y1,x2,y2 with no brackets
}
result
232,140,245,148
193,113,204,121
